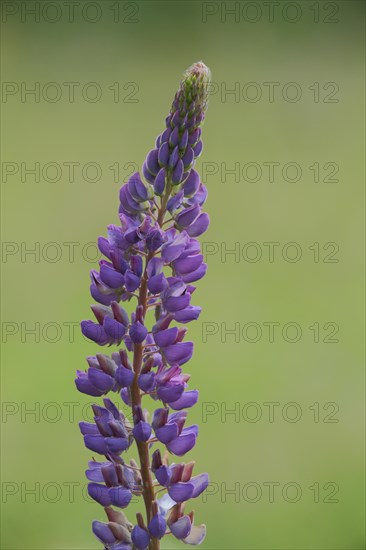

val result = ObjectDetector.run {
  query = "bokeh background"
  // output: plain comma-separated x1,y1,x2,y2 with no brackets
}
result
1,1,365,548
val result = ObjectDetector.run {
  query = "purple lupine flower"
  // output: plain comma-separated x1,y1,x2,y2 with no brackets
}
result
77,61,211,549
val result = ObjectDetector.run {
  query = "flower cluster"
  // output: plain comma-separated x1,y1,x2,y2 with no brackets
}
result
76,62,211,550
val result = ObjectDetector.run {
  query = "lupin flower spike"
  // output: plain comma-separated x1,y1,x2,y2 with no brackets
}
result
76,61,211,549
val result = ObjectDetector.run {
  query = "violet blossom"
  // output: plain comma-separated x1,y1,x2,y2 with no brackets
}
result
76,61,211,549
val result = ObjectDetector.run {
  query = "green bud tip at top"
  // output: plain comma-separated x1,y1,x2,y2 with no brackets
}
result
179,61,211,110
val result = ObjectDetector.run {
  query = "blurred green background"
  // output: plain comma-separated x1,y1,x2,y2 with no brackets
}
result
1,1,365,548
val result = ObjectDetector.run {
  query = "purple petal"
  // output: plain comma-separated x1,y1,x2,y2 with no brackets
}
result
133,421,152,442
193,140,203,157
174,306,202,323
181,263,207,284
138,372,156,393
190,473,209,498
92,521,116,545
172,159,184,184
153,327,179,348
109,486,132,508
164,293,191,313
163,341,193,366
128,172,151,201
103,317,126,342
142,162,155,184
186,212,210,237
167,432,196,456
87,368,115,392
90,283,118,306
148,513,166,539
147,273,167,294
147,257,164,278
157,383,184,403
146,228,164,252
183,169,200,197
75,373,104,397
162,231,189,263
169,390,199,410
168,481,194,503
154,168,166,195
145,150,160,176
186,183,208,207
115,365,134,387
179,129,189,150
84,434,107,454
155,423,179,444
170,516,192,540
158,142,170,167
88,483,111,506
167,191,184,214
105,436,130,453
98,236,111,259
175,206,201,229
182,146,194,168
81,320,109,346
173,254,203,275
169,145,179,168
157,493,176,516
155,465,172,487
79,422,99,435
169,126,179,147
130,321,148,344
125,270,141,292
131,525,150,550
151,408,169,430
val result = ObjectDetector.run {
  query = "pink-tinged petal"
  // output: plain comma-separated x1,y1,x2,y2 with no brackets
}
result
183,524,206,545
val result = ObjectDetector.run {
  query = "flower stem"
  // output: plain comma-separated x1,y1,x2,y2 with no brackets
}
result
131,179,172,550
